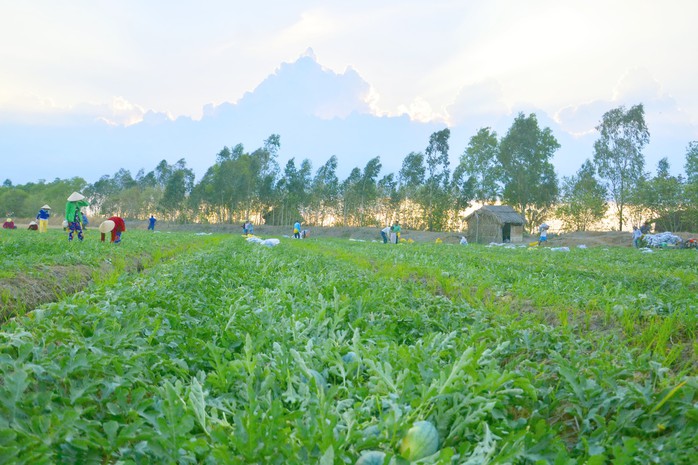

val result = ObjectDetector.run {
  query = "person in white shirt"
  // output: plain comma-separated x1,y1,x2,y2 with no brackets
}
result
380,225,391,243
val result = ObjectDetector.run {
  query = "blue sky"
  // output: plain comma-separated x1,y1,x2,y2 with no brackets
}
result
1,1,697,184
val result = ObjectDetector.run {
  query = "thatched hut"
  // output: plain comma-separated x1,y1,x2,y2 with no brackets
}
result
464,205,525,244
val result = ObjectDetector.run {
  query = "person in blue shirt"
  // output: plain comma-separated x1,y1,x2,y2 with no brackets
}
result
148,215,157,231
81,212,89,229
36,204,51,233
632,226,643,248
293,221,301,239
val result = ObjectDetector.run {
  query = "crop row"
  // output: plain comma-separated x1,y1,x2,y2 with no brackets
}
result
310,240,697,371
0,230,223,321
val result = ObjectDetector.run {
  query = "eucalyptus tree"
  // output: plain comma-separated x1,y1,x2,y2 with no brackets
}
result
421,129,451,230
275,158,312,226
453,127,501,205
683,141,698,228
593,104,649,231
376,173,400,226
498,113,559,229
398,152,426,228
555,160,607,231
158,159,195,222
339,167,362,226
251,135,282,221
309,155,340,226
636,158,685,231
340,157,382,226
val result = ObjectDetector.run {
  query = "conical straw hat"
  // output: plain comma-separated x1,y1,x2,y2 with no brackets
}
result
99,220,116,233
41,204,51,209
67,192,85,201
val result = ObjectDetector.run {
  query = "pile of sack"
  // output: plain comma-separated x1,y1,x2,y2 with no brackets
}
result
246,236,280,247
642,232,682,248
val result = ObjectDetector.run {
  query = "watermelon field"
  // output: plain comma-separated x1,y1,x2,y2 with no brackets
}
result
0,230,696,464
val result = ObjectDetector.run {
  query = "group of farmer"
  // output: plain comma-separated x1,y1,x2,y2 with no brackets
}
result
380,221,402,244
2,191,159,244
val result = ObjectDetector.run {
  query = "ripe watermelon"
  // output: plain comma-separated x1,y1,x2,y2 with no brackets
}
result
398,420,439,461
355,450,386,465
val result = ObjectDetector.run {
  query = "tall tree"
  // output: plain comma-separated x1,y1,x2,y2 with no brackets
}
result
309,156,340,226
555,160,608,231
421,129,451,230
453,127,500,204
593,103,649,231
498,113,560,229
376,173,400,226
398,152,425,228
340,158,382,226
340,167,363,226
684,141,698,229
637,158,685,231
159,159,195,221
275,158,311,226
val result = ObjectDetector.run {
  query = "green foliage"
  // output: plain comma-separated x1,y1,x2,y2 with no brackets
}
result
342,157,383,227
5,116,697,234
0,178,87,219
635,158,685,231
498,113,560,229
453,127,500,205
593,104,649,231
556,160,608,231
0,236,695,463
420,129,451,231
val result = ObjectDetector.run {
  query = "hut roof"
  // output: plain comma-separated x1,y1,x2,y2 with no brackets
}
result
464,205,525,225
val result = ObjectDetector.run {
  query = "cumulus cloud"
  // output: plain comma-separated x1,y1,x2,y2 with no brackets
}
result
397,97,444,123
555,68,697,138
445,80,510,126
0,94,163,127
204,51,375,120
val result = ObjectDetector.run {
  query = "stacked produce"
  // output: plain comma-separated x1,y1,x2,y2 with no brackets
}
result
642,231,683,247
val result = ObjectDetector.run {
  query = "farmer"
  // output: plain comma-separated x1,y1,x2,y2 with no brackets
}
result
28,221,39,231
36,204,51,233
148,214,157,231
99,216,126,243
2,218,16,229
380,225,390,243
538,223,549,246
293,220,301,239
81,212,89,229
65,192,89,241
390,221,401,244
632,226,643,248
640,221,651,234
242,219,253,235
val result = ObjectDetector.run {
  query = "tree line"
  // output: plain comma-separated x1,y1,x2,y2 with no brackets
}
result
3,104,698,233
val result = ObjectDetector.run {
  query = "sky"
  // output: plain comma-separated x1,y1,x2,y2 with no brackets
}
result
1,0,697,184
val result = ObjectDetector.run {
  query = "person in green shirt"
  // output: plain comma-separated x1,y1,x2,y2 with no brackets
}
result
390,221,402,244
65,192,89,241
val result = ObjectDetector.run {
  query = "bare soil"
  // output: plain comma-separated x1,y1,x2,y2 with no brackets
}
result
157,223,697,248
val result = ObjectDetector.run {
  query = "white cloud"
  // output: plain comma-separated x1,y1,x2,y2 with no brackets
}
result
396,97,444,123
445,80,510,126
0,93,160,127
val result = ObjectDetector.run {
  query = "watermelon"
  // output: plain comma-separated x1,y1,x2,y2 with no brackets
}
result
355,450,386,465
398,420,439,461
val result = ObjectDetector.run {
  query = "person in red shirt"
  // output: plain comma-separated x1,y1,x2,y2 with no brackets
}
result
99,216,126,243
